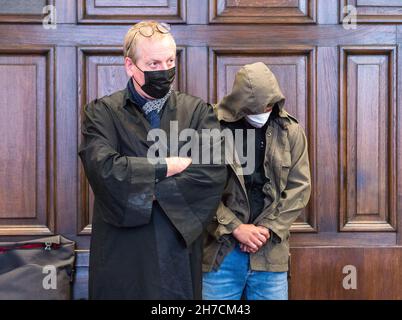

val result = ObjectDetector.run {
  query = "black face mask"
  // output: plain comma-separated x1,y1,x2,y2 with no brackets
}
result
133,64,176,99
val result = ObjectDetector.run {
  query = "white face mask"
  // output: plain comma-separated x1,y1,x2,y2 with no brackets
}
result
245,111,272,128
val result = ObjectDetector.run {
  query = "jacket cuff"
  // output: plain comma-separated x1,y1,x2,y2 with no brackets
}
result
256,220,288,243
215,215,243,240
267,228,282,244
123,158,156,227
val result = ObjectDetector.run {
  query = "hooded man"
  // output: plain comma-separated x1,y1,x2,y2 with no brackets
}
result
78,20,226,300
202,62,311,300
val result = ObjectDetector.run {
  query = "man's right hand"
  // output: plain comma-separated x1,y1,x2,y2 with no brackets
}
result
165,157,192,177
232,224,270,252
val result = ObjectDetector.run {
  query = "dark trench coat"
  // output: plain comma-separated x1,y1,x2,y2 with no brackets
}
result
78,87,226,299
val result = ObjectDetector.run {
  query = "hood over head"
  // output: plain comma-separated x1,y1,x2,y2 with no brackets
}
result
216,62,286,122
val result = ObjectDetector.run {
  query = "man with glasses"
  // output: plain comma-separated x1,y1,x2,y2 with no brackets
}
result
79,21,226,299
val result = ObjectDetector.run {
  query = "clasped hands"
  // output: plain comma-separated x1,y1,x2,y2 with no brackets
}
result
232,224,270,253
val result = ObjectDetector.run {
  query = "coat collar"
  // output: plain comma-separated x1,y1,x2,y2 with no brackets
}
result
123,86,177,112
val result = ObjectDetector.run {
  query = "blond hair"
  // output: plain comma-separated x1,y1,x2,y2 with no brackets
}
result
123,20,175,62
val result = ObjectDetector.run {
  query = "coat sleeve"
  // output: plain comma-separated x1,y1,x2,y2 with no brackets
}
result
207,202,242,243
205,133,246,242
256,124,311,242
206,168,243,242
78,100,156,228
155,102,227,248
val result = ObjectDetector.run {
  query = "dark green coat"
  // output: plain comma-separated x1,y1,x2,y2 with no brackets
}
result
79,87,226,299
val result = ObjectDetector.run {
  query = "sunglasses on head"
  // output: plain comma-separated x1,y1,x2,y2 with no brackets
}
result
126,22,171,57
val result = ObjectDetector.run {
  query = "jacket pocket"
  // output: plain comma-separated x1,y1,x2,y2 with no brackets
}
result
262,181,275,200
280,151,291,191
265,234,290,265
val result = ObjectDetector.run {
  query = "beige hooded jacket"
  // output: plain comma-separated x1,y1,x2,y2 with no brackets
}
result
203,62,311,272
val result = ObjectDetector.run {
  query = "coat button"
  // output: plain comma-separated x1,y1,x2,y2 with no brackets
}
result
218,218,225,223
267,131,272,137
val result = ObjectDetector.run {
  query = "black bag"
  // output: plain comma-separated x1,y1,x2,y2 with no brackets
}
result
0,235,75,300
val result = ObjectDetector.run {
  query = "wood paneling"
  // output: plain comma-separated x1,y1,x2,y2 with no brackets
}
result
0,24,395,47
0,46,55,236
78,0,186,24
0,0,52,23
315,47,339,233
210,0,317,24
339,46,397,232
77,47,128,235
290,247,402,299
341,0,402,23
397,26,402,247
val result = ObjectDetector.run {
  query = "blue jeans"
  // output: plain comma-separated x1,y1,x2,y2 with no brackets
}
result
203,244,288,300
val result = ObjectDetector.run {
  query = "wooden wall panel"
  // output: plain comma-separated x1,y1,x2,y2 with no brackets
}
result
339,46,397,232
341,0,402,23
290,247,402,299
209,46,317,232
0,46,55,236
0,0,53,23
210,0,317,24
77,48,131,235
78,0,186,24
397,27,402,247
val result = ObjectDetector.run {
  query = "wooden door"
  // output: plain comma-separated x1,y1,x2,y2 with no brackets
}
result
0,0,401,299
